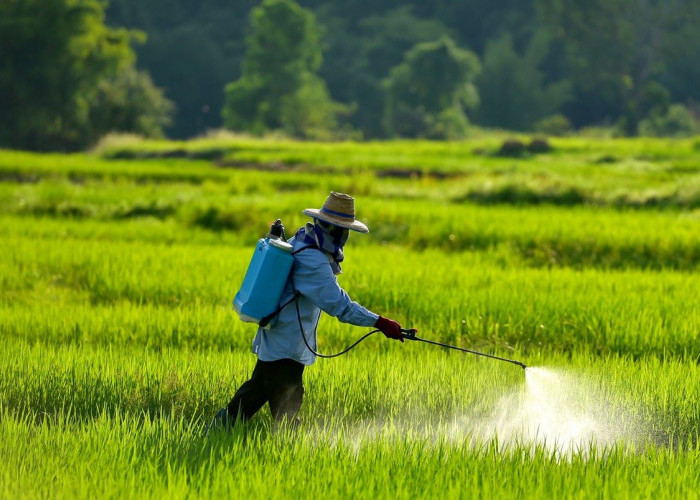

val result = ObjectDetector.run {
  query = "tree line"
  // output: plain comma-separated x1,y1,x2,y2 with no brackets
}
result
2,0,699,150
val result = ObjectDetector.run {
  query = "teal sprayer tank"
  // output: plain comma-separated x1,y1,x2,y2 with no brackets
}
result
233,235,294,327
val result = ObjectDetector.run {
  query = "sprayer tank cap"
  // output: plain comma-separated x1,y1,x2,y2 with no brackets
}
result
268,238,293,253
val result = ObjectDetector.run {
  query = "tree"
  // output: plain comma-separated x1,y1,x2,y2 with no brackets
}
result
317,5,451,138
383,37,480,139
99,0,700,138
537,0,698,132
656,2,700,104
88,65,173,140
136,26,233,138
106,0,251,138
433,0,537,54
222,0,339,138
0,0,170,150
476,31,571,131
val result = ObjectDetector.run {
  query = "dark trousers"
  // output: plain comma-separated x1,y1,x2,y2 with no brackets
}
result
227,358,305,423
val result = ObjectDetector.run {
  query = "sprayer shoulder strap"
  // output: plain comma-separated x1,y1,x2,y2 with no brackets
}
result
286,244,319,300
258,245,318,327
279,244,320,306
291,244,319,256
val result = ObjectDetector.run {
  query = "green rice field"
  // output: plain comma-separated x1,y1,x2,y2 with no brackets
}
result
1,136,700,498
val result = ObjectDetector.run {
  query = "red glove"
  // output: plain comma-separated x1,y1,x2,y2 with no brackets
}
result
375,316,404,343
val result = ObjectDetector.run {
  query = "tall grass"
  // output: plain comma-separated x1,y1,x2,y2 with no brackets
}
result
1,341,699,498
4,140,700,207
3,228,700,357
4,180,700,269
2,139,700,497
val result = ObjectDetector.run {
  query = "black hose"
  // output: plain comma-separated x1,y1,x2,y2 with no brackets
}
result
291,278,381,358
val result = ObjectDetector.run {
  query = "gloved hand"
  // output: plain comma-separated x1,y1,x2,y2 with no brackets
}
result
375,316,404,343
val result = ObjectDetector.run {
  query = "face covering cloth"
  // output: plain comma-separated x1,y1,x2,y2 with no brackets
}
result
294,221,348,274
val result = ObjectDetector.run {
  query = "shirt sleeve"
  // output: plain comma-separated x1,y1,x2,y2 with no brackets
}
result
292,249,379,327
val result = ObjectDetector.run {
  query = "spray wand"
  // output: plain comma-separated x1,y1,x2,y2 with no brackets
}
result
401,328,527,370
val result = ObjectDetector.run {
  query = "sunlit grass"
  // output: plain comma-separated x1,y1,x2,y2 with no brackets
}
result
1,341,699,498
2,138,700,497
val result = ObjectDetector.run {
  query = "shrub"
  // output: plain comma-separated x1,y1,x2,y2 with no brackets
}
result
527,138,553,153
638,104,699,137
496,139,527,157
534,114,572,136
426,108,471,140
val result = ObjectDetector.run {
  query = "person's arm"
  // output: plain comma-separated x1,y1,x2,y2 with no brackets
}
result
293,250,377,327
293,250,405,341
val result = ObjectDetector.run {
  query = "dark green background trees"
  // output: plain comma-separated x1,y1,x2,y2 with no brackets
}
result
1,0,699,150
475,32,571,132
0,0,171,151
105,0,700,139
539,0,700,133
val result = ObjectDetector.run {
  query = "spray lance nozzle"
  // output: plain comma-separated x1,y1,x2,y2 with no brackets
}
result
400,329,526,370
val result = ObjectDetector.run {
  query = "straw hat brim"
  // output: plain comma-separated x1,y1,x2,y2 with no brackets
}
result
303,208,369,233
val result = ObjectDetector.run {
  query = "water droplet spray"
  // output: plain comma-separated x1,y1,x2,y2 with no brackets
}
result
479,365,642,455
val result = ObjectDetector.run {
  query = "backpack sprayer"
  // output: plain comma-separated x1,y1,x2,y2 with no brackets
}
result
233,219,526,370
233,219,295,327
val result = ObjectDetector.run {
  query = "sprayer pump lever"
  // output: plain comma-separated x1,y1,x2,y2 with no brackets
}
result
401,328,418,339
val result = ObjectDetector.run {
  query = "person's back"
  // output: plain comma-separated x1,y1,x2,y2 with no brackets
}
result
253,233,379,366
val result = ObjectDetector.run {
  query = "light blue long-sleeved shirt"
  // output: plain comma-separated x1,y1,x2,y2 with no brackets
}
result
252,236,379,365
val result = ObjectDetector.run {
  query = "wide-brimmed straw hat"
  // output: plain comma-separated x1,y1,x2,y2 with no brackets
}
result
303,192,369,233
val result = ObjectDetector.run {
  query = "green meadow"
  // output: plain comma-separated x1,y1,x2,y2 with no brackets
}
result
1,136,700,498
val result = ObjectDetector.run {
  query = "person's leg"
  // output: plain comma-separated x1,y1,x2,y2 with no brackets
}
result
265,358,305,424
227,360,269,423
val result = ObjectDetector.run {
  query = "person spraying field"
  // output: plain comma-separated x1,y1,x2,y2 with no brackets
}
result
212,192,407,427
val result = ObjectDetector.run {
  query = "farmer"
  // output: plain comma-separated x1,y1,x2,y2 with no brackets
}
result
214,192,406,427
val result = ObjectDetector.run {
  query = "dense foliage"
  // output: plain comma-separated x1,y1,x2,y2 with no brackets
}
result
383,37,480,139
103,0,700,139
0,0,172,151
2,0,700,147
